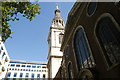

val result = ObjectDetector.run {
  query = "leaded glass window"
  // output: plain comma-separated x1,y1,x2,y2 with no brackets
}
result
59,33,64,44
96,17,120,67
74,27,95,70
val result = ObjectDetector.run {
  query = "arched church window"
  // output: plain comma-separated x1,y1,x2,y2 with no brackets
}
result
56,20,58,23
96,17,120,67
74,27,95,71
59,33,64,44
68,62,73,80
59,20,61,23
53,21,55,24
62,23,64,26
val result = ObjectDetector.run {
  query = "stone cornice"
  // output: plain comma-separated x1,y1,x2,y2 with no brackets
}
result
50,27,65,30
51,46,61,48
47,55,63,66
50,55,63,58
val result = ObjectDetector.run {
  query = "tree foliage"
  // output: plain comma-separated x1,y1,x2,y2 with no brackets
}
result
1,2,40,42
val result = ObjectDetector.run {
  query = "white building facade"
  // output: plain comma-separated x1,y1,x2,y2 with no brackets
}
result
0,34,10,79
47,4,64,78
5,60,48,79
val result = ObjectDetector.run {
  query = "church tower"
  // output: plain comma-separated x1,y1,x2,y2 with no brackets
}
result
47,4,64,78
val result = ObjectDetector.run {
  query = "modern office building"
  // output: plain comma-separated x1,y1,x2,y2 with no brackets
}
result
0,34,10,79
47,4,65,78
5,60,48,79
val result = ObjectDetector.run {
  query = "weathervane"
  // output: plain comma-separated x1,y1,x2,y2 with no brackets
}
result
56,3,59,10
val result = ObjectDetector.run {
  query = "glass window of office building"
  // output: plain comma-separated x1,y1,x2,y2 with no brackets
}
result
11,64,15,67
7,72,11,77
27,65,31,67
14,73,17,77
25,73,29,78
37,66,41,68
32,66,36,68
31,73,34,78
16,65,20,67
21,65,25,67
20,73,23,78
2,52,6,59
37,74,40,78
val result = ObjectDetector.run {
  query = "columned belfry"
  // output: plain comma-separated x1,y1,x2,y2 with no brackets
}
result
47,4,64,78
52,4,64,28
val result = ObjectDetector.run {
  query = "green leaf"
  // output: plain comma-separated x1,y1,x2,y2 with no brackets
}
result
2,2,40,42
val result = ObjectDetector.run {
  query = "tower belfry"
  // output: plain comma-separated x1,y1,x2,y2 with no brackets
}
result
47,4,64,78
52,3,64,28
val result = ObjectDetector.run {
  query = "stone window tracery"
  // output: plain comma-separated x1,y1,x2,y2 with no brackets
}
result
74,27,95,70
96,17,120,67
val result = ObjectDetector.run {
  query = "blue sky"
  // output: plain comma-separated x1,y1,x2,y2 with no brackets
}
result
5,2,75,62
